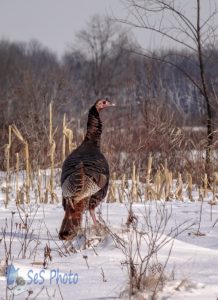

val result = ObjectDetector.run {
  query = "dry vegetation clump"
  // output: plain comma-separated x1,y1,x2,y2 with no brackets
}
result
108,202,195,300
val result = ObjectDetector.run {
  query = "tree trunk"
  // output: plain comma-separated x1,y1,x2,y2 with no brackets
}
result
196,0,213,176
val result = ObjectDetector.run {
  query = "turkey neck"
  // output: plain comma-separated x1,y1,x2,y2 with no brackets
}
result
83,105,102,147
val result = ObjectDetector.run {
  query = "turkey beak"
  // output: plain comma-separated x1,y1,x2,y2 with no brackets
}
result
108,100,116,107
105,98,115,108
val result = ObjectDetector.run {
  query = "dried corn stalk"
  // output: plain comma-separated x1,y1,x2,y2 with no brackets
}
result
62,114,66,163
155,169,161,194
12,124,30,203
120,174,126,202
203,173,208,198
146,154,152,184
145,154,153,200
49,103,57,203
187,173,193,201
63,127,76,154
6,125,12,175
175,173,183,200
131,162,137,202
37,169,42,203
211,172,218,203
4,125,12,207
165,169,173,201
108,172,116,202
16,153,20,204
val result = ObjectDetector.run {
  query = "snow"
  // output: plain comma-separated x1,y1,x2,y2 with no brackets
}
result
0,172,218,299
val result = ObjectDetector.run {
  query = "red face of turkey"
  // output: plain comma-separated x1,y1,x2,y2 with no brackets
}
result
95,98,115,112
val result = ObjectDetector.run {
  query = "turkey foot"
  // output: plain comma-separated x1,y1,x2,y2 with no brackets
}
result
89,208,107,236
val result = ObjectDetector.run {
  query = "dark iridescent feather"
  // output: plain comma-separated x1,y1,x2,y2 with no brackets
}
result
59,103,110,240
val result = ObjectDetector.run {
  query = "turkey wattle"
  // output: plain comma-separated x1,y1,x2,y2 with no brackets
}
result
59,98,115,240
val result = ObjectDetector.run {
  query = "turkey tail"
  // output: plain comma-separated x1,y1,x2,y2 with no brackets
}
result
59,198,87,240
61,161,85,199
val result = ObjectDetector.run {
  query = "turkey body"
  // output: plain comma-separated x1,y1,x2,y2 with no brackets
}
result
59,100,111,240
61,143,109,206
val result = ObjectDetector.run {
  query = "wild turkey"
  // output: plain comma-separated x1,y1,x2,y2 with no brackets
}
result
59,98,115,240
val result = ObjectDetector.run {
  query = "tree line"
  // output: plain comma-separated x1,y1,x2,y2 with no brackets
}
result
0,15,218,178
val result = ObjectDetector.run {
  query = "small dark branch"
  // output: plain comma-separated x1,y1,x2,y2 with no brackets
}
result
101,267,107,282
124,48,204,95
117,17,196,52
83,255,89,269
31,287,45,300
43,244,52,269
196,0,213,176
57,284,64,300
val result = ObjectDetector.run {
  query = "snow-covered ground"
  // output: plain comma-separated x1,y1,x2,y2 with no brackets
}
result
0,172,218,299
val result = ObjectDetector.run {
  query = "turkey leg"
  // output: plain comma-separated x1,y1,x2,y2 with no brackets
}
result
89,208,98,225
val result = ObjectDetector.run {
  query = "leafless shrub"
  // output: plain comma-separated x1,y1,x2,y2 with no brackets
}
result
1,211,17,265
16,204,39,259
43,244,52,269
102,202,195,299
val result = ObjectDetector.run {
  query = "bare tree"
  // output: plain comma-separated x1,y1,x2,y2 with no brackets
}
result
75,15,135,99
117,0,218,176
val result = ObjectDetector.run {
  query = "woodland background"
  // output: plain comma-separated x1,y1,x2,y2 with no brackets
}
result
1,14,218,182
